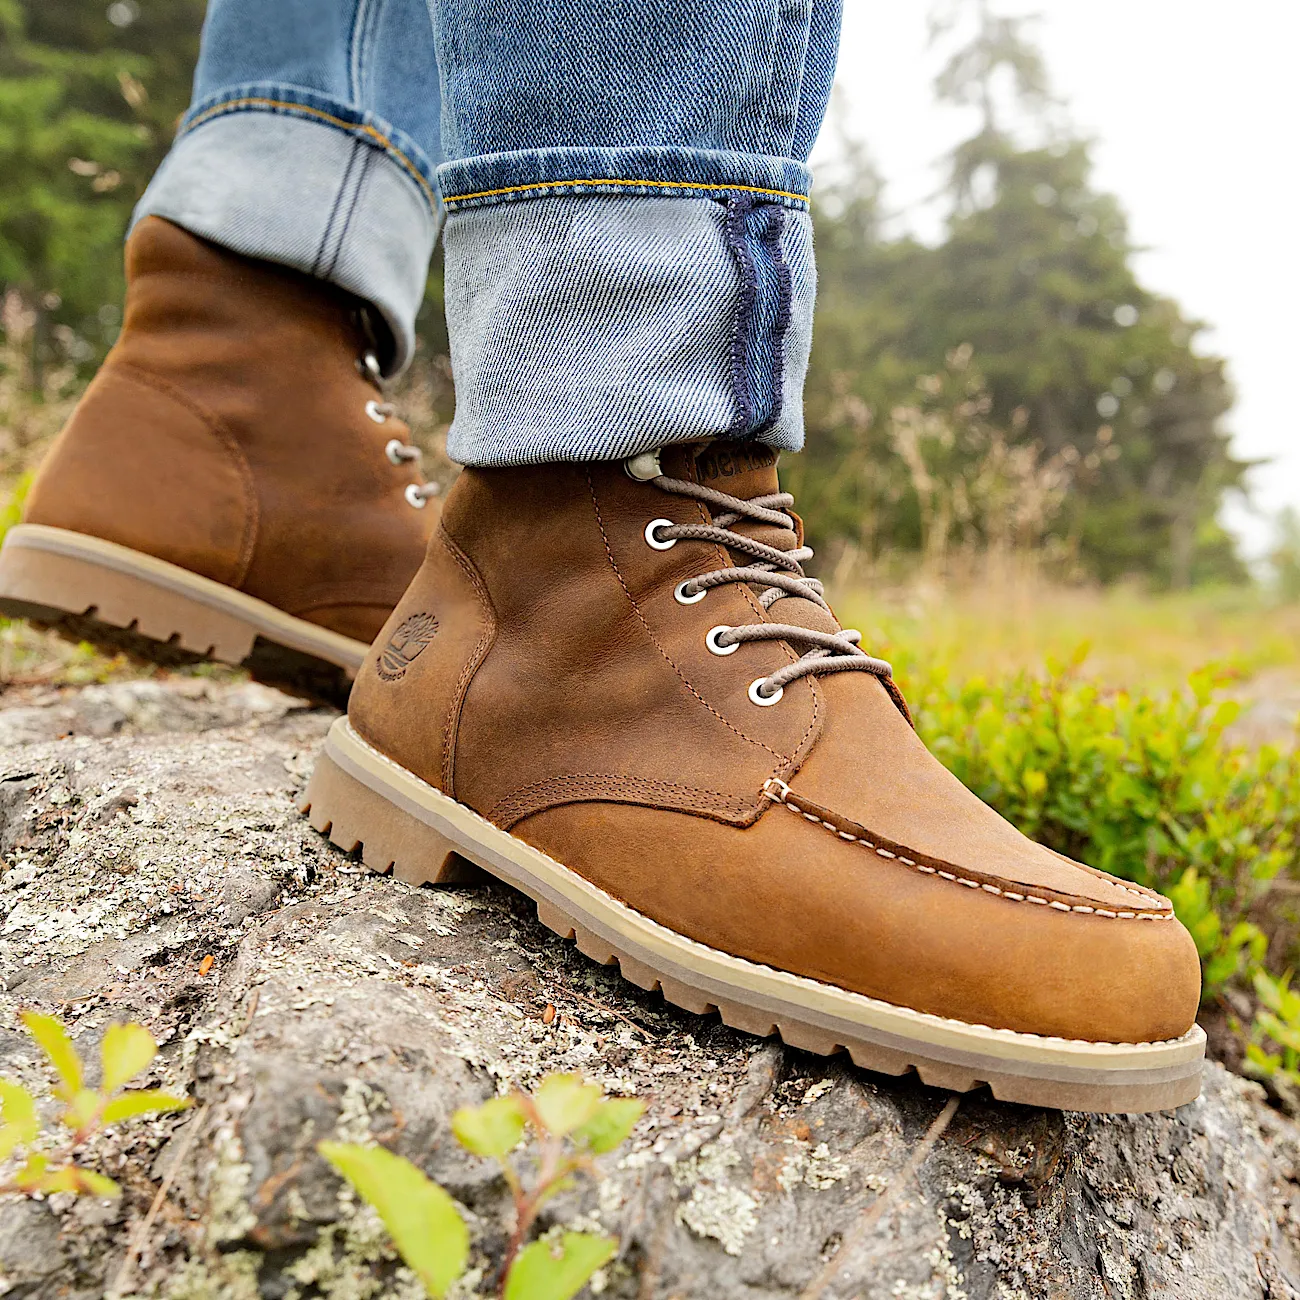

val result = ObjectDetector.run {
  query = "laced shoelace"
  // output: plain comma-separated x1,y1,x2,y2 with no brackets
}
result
636,457,895,705
358,348,439,508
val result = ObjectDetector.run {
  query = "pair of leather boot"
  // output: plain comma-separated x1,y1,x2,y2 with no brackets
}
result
0,220,1204,1112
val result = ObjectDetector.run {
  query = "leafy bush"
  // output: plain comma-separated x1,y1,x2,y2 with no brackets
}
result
321,1072,643,1300
894,649,1300,1001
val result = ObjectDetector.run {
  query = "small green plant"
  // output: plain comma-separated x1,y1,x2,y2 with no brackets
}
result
1243,970,1300,1098
320,1072,644,1300
0,1011,189,1198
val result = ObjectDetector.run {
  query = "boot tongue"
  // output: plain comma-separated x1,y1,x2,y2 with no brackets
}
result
661,443,841,637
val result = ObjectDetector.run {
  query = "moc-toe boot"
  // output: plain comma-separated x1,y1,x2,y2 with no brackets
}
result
0,218,438,703
303,443,1206,1112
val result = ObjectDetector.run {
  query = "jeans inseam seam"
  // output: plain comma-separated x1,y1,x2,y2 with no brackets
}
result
753,206,792,439
312,138,363,278
348,0,379,103
323,147,376,280
723,196,758,439
179,98,437,211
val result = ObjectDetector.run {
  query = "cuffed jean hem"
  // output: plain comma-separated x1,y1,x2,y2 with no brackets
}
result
132,92,439,374
437,146,812,213
444,195,814,468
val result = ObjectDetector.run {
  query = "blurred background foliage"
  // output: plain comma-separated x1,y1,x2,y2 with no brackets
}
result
0,0,1267,590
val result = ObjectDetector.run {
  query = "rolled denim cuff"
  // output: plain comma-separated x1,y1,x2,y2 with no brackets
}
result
438,145,811,213
443,193,814,467
133,88,440,374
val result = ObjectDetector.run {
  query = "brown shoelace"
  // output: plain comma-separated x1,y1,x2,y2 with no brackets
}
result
643,466,895,704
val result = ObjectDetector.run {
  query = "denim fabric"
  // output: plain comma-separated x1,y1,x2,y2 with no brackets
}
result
435,0,841,464
137,0,842,460
134,0,442,373
444,197,814,464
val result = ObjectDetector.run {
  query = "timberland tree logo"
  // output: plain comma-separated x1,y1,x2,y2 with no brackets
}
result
377,613,439,682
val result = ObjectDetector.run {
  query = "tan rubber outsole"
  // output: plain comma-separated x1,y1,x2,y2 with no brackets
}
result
303,718,1206,1114
0,525,368,705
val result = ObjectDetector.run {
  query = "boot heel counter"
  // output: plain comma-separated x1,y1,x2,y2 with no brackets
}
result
348,525,496,797
22,364,254,588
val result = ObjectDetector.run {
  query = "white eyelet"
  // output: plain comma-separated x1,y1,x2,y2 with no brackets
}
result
385,438,407,464
405,484,428,509
644,519,677,550
748,678,784,706
674,580,707,605
366,400,389,424
706,626,739,656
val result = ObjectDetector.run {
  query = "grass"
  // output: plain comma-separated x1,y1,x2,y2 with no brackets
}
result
836,579,1300,692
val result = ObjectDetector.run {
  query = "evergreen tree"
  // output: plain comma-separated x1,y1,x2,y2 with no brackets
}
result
0,0,202,371
799,0,1249,585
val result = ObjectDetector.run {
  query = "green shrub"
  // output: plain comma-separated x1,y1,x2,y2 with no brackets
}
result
895,649,1300,1000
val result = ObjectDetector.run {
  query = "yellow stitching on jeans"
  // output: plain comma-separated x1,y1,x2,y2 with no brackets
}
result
180,97,436,209
443,177,810,205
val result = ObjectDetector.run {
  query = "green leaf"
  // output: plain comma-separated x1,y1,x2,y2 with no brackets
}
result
21,1011,82,1098
319,1142,468,1297
0,1080,38,1156
102,1090,190,1124
60,1087,103,1133
452,1095,526,1157
71,1167,121,1199
532,1074,601,1137
504,1232,616,1300
100,1023,157,1094
574,1098,645,1154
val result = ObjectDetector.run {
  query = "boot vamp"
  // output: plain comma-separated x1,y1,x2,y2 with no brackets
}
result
791,672,1169,915
511,646,1199,1045
510,793,1201,1044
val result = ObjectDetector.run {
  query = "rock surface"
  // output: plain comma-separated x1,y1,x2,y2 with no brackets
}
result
0,677,1296,1299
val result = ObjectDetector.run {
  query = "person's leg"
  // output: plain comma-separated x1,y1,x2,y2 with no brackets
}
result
0,0,443,704
435,0,838,464
311,0,1205,1113
138,0,443,373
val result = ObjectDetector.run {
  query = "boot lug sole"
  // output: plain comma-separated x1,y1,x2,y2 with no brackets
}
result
303,717,1206,1115
0,525,367,705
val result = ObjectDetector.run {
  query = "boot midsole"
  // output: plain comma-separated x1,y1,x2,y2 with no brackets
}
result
0,524,368,672
305,716,1206,1113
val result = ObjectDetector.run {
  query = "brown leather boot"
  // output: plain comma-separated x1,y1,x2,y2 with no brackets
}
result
0,218,437,703
302,443,1205,1112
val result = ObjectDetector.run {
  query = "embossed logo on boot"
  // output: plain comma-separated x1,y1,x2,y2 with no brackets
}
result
694,444,778,485
377,613,439,682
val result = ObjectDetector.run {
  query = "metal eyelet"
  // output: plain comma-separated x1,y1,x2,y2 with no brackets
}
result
706,626,739,656
405,484,428,509
359,350,383,384
674,580,707,605
644,519,677,550
386,438,408,465
748,678,784,706
624,449,663,481
366,400,389,424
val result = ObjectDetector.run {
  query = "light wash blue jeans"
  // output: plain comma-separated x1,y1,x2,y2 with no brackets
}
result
136,1,842,467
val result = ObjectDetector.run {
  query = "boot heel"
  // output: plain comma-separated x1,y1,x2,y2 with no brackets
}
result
301,750,483,886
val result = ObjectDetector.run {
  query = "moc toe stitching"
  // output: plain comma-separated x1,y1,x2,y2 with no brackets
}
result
769,784,1175,920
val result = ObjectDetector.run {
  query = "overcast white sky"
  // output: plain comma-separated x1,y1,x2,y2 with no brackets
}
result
822,2,1299,558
